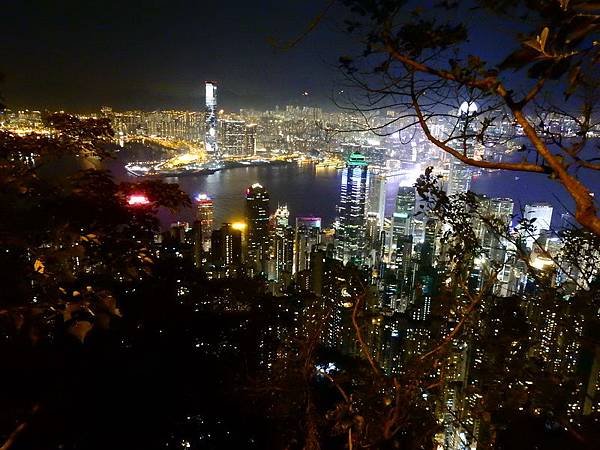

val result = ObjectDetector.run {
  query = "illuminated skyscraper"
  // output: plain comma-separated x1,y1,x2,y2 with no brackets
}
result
394,234,415,306
274,204,290,228
420,218,439,268
244,123,257,156
477,196,514,263
390,186,416,266
246,183,270,272
205,81,218,156
365,173,386,269
220,119,246,156
273,205,294,282
367,172,386,227
523,202,553,248
485,197,514,224
211,223,242,268
380,225,415,314
195,193,214,252
447,159,472,197
336,152,369,266
446,101,478,196
294,217,321,274
365,212,384,271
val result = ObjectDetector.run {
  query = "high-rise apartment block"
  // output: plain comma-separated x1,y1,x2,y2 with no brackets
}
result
336,152,369,266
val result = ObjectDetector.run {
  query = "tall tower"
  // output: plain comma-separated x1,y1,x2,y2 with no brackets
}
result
367,172,386,226
246,183,270,272
211,223,242,268
205,81,218,156
447,101,478,196
244,123,257,156
294,217,322,274
273,205,294,282
220,119,246,156
391,186,416,263
336,152,369,266
478,196,513,263
420,218,439,268
195,193,214,251
447,159,472,197
523,202,553,248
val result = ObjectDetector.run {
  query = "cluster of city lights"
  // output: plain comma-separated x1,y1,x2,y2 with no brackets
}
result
127,194,150,206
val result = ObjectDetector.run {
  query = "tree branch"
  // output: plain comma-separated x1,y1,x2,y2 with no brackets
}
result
0,404,40,450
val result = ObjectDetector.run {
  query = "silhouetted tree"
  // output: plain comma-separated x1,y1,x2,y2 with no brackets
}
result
338,0,600,234
0,108,190,449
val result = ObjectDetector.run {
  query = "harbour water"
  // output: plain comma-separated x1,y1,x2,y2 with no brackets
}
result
107,152,600,230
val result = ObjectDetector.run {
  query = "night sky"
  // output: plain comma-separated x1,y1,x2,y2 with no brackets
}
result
1,1,523,113
1,0,356,112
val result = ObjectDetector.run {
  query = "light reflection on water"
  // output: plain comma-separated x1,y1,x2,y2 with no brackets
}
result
108,154,599,229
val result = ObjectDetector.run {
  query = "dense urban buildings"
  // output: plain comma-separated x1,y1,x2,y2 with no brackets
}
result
4,0,600,449
2,86,599,450
142,125,595,449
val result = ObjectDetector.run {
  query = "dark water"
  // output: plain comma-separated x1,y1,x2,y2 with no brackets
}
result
108,158,343,226
167,164,342,226
108,153,599,229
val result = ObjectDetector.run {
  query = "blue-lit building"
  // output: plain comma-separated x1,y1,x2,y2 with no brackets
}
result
336,152,369,266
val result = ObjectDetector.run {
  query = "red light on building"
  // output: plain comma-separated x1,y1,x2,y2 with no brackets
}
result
127,194,150,206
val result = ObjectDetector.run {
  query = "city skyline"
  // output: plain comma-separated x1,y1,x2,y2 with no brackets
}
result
2,2,600,449
2,91,598,229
